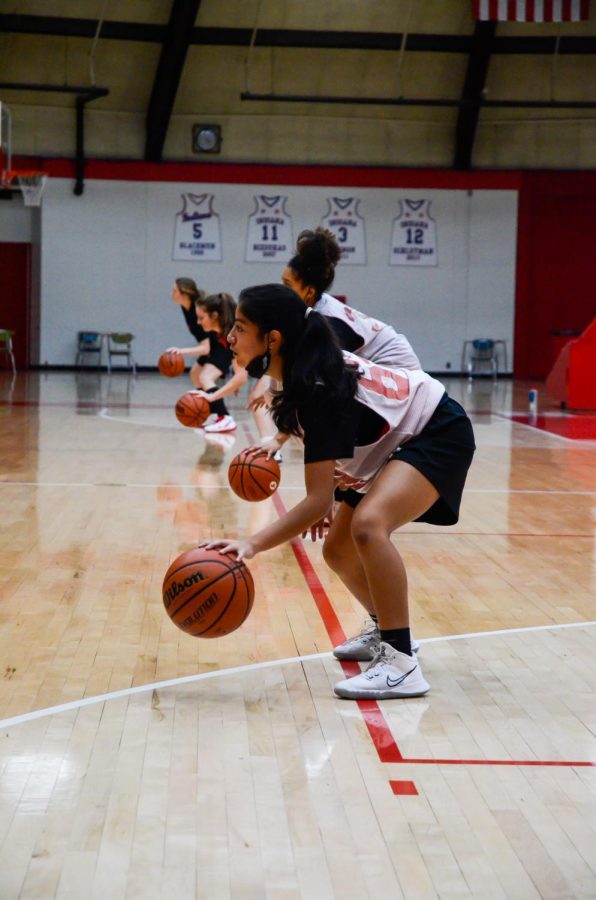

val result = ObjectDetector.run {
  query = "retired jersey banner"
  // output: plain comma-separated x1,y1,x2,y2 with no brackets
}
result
472,0,590,20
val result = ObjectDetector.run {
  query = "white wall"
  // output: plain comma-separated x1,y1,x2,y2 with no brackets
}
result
39,178,517,372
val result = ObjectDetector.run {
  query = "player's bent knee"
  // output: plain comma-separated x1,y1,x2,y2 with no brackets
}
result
350,511,388,549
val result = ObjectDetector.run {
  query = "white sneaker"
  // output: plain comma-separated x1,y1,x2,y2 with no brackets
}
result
333,621,380,660
204,414,237,434
333,621,420,661
334,642,429,700
273,450,283,463
194,413,217,432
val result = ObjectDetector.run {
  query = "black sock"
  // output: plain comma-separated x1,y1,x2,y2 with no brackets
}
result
207,387,227,417
369,613,378,625
380,627,412,657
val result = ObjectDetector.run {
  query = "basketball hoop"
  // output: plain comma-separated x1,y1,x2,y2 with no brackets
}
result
1,170,48,207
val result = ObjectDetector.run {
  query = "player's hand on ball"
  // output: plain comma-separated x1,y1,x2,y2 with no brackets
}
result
198,538,256,561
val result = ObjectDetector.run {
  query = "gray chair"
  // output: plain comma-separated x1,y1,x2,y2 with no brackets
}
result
107,332,136,374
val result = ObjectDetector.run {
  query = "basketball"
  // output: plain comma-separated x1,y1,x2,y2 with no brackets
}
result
162,547,255,638
228,449,281,502
158,349,185,377
175,391,211,428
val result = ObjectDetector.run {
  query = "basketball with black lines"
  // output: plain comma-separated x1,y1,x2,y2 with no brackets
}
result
175,391,210,428
162,548,255,637
158,349,185,377
228,449,281,502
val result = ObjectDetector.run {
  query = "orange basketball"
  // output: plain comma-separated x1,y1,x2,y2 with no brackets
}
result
158,349,185,377
162,547,254,637
175,391,211,428
228,449,281,502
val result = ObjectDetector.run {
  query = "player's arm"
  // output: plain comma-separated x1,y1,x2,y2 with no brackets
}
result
174,338,210,358
201,360,248,402
201,459,336,560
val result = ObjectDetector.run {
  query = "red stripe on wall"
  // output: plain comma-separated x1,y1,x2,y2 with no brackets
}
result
13,156,522,191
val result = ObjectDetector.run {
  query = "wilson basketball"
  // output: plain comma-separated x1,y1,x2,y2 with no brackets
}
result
158,349,185,377
175,391,211,428
162,547,255,638
228,449,281,502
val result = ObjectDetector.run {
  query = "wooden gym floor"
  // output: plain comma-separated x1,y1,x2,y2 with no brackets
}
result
0,369,595,900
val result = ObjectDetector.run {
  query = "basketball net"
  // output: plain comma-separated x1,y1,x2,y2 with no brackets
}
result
1,170,48,207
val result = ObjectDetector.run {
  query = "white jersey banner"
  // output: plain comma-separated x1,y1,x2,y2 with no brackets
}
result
172,193,222,261
320,197,367,265
390,199,438,267
245,195,293,262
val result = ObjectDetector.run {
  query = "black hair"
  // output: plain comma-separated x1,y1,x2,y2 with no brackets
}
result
238,283,357,436
287,228,341,301
196,292,236,334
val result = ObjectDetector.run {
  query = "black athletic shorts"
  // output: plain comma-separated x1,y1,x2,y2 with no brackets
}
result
334,394,476,526
197,341,232,376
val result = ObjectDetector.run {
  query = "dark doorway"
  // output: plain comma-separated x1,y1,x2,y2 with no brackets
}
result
0,242,31,369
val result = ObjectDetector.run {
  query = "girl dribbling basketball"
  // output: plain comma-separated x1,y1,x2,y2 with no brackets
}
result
202,284,476,700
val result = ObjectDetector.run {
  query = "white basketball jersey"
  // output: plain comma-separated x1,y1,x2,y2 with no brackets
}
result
173,193,222,261
320,198,367,265
315,293,421,369
390,199,438,267
334,352,445,492
245,196,293,262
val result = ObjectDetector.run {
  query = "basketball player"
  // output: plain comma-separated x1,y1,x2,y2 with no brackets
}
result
249,227,421,414
250,228,424,656
187,292,279,440
170,278,207,389
201,284,476,700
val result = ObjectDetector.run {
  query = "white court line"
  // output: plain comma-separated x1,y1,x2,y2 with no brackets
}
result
0,482,594,495
98,408,183,430
2,620,595,730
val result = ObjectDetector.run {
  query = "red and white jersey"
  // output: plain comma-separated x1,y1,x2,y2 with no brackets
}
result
335,352,445,492
315,293,421,370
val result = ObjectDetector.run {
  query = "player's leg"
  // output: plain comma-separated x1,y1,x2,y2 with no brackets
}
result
334,460,438,700
323,498,419,661
199,363,237,433
189,361,203,388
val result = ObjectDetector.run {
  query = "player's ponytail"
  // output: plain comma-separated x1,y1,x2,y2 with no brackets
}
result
238,284,357,436
287,227,341,301
198,292,237,334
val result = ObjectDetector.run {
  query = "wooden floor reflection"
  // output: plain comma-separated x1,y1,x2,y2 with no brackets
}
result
0,371,595,899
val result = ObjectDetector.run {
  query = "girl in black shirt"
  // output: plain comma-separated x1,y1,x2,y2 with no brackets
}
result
202,284,475,701
170,278,207,388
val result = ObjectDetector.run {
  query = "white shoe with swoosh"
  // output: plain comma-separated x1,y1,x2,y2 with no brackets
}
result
334,642,429,700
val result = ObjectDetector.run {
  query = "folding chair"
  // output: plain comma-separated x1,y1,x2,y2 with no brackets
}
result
465,339,498,378
76,331,103,367
107,333,136,374
0,329,16,374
